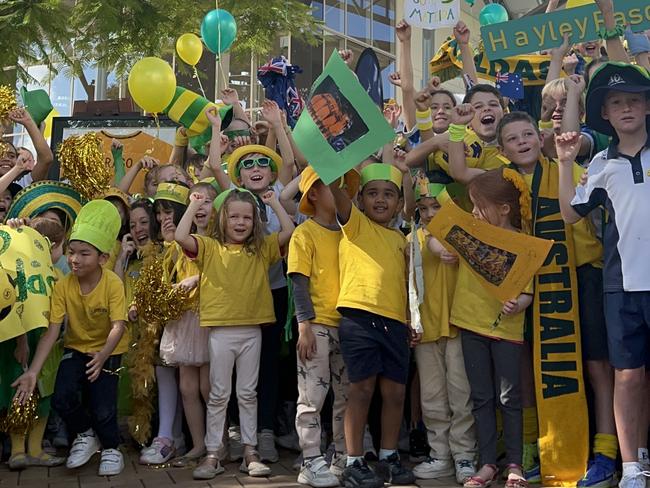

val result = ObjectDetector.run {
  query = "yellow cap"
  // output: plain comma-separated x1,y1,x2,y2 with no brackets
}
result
153,182,190,205
298,166,360,216
101,187,131,210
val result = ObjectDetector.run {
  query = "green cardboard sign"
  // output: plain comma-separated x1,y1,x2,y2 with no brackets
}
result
293,51,395,185
481,0,650,60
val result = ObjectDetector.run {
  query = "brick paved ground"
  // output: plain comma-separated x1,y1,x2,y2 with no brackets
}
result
0,447,472,488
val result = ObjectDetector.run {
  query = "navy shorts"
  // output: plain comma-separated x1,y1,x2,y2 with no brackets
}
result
577,264,609,361
338,308,410,385
603,291,650,369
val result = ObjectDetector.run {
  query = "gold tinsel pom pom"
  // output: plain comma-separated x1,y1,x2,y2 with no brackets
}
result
0,85,17,120
134,252,191,325
57,132,111,200
0,391,39,435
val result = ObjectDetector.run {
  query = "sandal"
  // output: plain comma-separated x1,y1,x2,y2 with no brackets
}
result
27,451,66,467
464,464,498,488
240,450,271,477
8,453,29,471
192,453,224,480
505,464,530,488
172,448,206,468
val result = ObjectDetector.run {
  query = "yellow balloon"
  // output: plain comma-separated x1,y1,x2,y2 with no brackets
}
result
128,57,177,113
176,33,204,67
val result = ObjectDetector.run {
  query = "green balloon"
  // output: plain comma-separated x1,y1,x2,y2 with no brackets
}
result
201,9,237,54
479,4,508,26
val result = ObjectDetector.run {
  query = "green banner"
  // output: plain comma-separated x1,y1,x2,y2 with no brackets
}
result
293,51,395,185
481,0,650,60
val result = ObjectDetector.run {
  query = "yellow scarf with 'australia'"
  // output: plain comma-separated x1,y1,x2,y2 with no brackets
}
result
528,157,588,486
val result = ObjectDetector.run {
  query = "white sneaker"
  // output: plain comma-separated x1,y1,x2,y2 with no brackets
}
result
258,430,279,463
456,458,477,484
298,456,340,487
362,426,376,460
66,429,101,469
329,452,347,477
139,437,175,465
98,449,124,476
228,426,244,461
413,457,455,479
619,465,650,488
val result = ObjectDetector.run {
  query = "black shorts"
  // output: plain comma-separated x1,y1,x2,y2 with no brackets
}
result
577,264,609,361
338,308,410,385
604,291,650,370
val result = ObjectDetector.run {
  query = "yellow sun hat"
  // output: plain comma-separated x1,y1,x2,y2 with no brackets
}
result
227,144,283,186
298,166,360,217
153,182,190,205
101,187,131,210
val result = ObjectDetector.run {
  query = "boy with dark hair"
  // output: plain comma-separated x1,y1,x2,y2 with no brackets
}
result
557,62,650,488
12,200,127,477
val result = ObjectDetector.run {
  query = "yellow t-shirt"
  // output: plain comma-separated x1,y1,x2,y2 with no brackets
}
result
50,269,129,355
428,130,503,175
522,164,602,268
451,263,532,342
163,242,200,304
411,228,458,343
337,205,407,323
287,219,341,327
192,234,281,326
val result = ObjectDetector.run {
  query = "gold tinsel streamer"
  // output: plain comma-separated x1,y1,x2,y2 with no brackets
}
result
0,392,39,435
127,245,190,445
0,85,17,120
57,132,111,200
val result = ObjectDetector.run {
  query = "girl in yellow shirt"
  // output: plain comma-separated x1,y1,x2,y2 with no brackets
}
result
450,168,533,488
175,187,294,480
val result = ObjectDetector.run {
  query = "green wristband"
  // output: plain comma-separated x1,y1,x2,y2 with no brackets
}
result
448,124,467,143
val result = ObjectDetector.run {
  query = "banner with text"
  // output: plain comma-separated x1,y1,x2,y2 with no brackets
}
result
405,0,460,29
481,0,650,60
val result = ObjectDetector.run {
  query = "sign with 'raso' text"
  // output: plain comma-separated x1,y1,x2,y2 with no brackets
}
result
481,0,650,60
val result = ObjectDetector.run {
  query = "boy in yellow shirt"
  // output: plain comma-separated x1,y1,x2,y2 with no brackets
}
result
329,163,417,488
288,166,359,487
12,200,128,477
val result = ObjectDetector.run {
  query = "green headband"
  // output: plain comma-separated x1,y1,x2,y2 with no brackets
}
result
360,163,403,189
415,182,445,201
213,188,256,211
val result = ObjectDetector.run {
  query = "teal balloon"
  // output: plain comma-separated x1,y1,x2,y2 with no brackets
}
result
479,4,508,26
201,9,237,54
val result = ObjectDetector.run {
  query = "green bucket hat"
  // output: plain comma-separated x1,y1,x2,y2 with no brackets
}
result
70,200,121,253
20,87,54,126
586,62,650,137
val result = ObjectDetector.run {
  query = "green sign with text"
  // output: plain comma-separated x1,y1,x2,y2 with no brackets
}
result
481,0,650,60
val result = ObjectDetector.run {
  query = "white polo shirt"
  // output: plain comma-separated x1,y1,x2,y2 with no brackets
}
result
571,137,650,292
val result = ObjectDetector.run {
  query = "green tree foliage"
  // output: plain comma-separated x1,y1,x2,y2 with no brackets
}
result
1,0,320,85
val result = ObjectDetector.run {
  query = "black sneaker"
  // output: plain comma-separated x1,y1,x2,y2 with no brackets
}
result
409,428,429,462
342,458,384,488
376,452,417,485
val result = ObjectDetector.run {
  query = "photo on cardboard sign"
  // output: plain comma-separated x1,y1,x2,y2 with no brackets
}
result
307,75,369,153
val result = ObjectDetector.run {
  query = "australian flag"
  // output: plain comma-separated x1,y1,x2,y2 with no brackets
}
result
257,56,304,128
495,72,524,100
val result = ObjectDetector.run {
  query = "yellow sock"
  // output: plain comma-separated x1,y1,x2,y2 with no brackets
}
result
523,407,539,444
593,433,618,460
27,416,48,457
9,433,26,456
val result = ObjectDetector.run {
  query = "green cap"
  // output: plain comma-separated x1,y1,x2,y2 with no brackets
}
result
213,188,255,212
415,182,445,201
20,87,53,126
360,163,402,189
70,200,121,253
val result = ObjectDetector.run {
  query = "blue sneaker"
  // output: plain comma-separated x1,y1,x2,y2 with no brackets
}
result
577,454,616,488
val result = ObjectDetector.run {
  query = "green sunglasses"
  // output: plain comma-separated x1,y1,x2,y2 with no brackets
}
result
224,129,252,140
237,156,273,172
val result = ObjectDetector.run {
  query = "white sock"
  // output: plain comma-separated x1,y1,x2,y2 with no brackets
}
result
155,365,179,441
639,448,649,465
623,462,642,477
379,449,397,461
346,455,363,467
